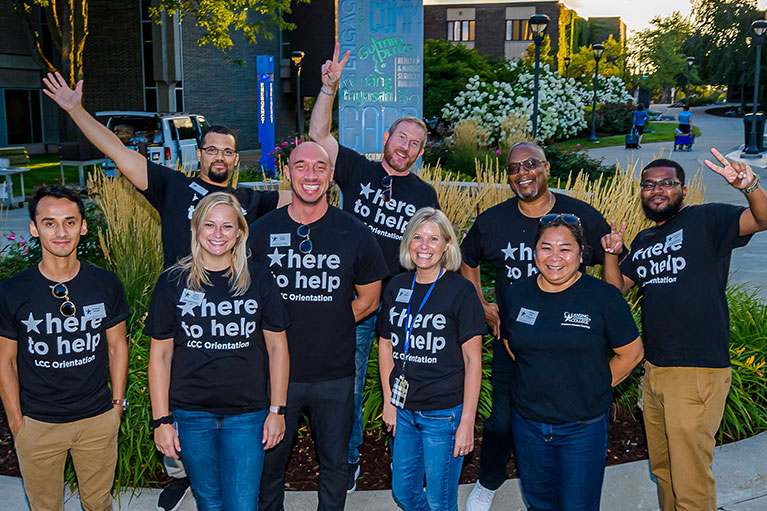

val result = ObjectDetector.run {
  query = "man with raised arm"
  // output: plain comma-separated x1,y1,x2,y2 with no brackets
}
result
460,141,616,511
601,153,767,511
42,71,290,269
249,141,389,511
0,186,129,511
308,43,440,492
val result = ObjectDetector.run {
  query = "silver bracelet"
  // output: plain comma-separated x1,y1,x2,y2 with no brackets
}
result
742,173,761,194
319,87,335,96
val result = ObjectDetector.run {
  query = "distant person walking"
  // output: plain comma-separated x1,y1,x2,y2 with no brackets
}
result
678,106,693,134
633,103,651,148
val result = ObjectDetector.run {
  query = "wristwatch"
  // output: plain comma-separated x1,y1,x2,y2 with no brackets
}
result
742,174,761,194
269,405,287,415
149,415,175,429
112,398,129,411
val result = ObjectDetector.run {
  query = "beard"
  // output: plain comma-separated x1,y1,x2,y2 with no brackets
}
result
383,145,417,174
642,195,683,223
206,161,230,184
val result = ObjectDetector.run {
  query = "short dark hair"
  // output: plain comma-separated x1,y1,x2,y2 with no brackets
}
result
637,103,645,111
642,159,686,186
683,105,690,111
28,185,85,222
198,125,238,150
534,215,586,256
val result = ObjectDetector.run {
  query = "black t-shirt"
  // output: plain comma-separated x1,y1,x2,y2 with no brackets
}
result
0,263,129,423
620,204,751,368
249,206,389,382
502,274,639,424
140,161,279,268
461,194,613,372
376,271,486,411
334,146,440,276
144,261,289,414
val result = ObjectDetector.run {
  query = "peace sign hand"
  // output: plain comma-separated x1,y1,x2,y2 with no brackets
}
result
601,220,626,255
321,42,350,92
704,148,756,191
42,72,83,112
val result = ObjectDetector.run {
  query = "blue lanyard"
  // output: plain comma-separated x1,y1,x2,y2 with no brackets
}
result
403,268,443,356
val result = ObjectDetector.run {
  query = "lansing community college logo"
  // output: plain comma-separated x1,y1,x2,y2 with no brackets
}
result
561,312,591,329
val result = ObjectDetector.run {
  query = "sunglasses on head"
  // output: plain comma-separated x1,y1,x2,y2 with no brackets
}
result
507,158,545,175
51,283,76,317
539,213,582,227
297,224,312,254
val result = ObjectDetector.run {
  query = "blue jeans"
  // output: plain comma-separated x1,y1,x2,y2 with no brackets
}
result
477,350,515,490
174,408,268,511
391,405,464,511
510,408,609,511
348,309,377,464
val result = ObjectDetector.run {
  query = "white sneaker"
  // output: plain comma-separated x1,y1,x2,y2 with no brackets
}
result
465,481,496,511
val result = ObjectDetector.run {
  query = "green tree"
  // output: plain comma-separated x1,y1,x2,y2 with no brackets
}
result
150,0,306,51
567,35,625,84
523,35,555,69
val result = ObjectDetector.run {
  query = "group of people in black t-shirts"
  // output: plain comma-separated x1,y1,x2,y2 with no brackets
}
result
1,49,765,511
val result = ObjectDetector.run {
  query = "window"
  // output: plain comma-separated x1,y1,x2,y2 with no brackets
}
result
506,19,532,41
172,117,197,140
447,20,475,42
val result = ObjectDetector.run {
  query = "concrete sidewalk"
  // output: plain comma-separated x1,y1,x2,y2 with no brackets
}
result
0,431,764,510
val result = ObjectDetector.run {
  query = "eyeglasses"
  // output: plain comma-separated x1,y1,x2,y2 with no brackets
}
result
640,178,681,192
381,175,393,203
540,213,582,227
201,146,236,158
507,158,545,175
51,283,76,317
297,224,312,254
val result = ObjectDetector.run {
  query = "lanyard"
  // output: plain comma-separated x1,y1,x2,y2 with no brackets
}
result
403,268,443,360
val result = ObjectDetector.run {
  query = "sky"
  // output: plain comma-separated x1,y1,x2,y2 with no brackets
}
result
564,0,767,34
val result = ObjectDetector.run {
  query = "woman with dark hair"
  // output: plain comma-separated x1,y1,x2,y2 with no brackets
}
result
377,207,485,511
146,192,290,511
501,214,644,510
633,103,651,147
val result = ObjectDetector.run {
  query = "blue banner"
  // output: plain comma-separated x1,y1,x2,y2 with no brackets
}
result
337,0,423,159
257,55,276,175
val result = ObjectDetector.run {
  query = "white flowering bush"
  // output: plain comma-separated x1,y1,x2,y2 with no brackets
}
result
578,75,634,105
442,62,587,143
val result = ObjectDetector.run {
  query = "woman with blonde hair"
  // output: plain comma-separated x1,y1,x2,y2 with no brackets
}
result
146,192,290,510
377,207,486,511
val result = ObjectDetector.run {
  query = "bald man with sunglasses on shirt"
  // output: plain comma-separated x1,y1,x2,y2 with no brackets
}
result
460,141,618,511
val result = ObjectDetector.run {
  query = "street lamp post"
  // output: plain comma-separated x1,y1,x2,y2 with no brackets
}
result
588,43,605,143
564,56,571,80
686,56,695,106
741,60,748,115
744,20,767,156
529,13,550,139
291,50,306,136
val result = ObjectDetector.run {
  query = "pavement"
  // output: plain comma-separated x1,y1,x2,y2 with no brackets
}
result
1,105,766,509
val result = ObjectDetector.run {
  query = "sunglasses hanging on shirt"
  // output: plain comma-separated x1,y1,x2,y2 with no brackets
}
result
51,282,76,317
381,175,393,204
297,224,312,254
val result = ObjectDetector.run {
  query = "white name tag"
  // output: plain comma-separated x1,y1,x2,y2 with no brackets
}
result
180,289,205,306
665,229,683,249
395,288,413,303
189,182,208,196
83,303,107,321
270,233,291,247
516,307,539,326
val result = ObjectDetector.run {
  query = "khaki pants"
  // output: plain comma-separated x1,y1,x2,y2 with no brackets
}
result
642,361,731,511
15,408,120,511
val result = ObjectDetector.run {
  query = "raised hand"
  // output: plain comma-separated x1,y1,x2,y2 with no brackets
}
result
321,42,350,92
42,71,83,112
601,220,626,255
704,148,756,191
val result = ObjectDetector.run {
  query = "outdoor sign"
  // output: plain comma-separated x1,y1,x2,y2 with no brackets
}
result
257,55,276,174
337,0,423,159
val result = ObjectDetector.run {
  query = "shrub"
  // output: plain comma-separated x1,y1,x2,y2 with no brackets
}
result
543,145,616,182
578,75,635,105
595,102,636,135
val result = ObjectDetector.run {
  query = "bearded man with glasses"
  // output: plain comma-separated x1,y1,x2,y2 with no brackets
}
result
0,186,129,511
601,154,767,511
460,141,617,511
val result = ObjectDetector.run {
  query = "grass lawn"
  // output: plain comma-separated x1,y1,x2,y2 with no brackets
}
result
553,122,702,151
20,154,102,197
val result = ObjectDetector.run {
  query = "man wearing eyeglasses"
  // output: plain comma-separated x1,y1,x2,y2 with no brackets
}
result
0,186,129,511
308,43,440,491
601,154,767,511
460,141,616,511
248,141,389,511
42,72,291,270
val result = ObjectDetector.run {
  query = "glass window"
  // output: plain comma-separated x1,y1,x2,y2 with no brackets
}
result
447,20,475,42
172,117,197,140
506,19,532,41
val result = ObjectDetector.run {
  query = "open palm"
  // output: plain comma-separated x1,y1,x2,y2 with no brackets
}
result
42,72,83,112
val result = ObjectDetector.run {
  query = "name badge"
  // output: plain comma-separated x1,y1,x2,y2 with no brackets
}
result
270,233,291,247
83,303,107,321
395,288,413,303
189,182,208,196
516,307,539,326
180,289,205,306
665,229,684,249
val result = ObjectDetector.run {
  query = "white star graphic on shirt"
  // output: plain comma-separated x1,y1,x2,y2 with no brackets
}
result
359,182,374,199
21,312,43,334
177,302,197,317
501,242,517,260
267,248,286,267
